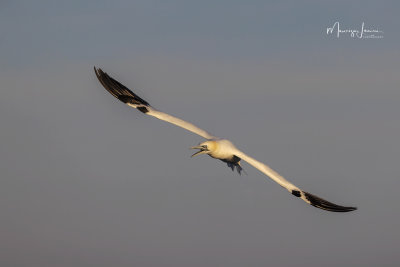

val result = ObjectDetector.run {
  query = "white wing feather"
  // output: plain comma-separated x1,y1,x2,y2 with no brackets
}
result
233,149,299,192
138,106,216,139
232,148,357,212
94,67,217,140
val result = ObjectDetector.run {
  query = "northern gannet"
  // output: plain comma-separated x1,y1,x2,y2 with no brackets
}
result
94,67,357,212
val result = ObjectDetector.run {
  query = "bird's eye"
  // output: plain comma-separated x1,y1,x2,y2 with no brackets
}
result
202,145,208,149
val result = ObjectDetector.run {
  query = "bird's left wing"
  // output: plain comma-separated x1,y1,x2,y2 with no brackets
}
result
94,67,217,140
232,148,357,212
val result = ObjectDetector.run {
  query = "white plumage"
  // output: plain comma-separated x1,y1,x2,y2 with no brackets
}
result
94,67,357,212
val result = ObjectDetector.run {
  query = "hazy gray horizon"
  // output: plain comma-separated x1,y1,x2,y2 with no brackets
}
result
1,1,400,266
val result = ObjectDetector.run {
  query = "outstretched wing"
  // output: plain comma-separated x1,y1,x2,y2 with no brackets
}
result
233,149,357,212
94,67,217,140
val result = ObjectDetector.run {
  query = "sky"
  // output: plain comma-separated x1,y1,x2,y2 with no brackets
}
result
1,1,400,266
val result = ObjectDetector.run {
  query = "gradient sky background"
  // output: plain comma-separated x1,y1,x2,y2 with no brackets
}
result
1,1,400,266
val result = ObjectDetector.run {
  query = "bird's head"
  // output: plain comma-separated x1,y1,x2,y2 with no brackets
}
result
190,141,217,157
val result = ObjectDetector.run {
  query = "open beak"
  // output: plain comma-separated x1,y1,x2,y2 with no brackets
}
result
190,146,208,157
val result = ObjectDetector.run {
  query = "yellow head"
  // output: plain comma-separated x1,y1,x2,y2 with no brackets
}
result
190,140,217,157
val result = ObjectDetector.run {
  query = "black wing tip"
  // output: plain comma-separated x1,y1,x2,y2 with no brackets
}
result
304,192,357,213
94,67,150,107
93,66,104,78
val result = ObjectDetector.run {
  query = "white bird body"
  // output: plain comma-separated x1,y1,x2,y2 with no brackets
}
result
94,67,357,212
204,139,237,159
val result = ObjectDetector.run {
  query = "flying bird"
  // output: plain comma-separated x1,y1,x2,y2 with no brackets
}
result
94,67,357,212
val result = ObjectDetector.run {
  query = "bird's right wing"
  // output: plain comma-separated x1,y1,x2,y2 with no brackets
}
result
94,67,217,140
233,149,357,212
